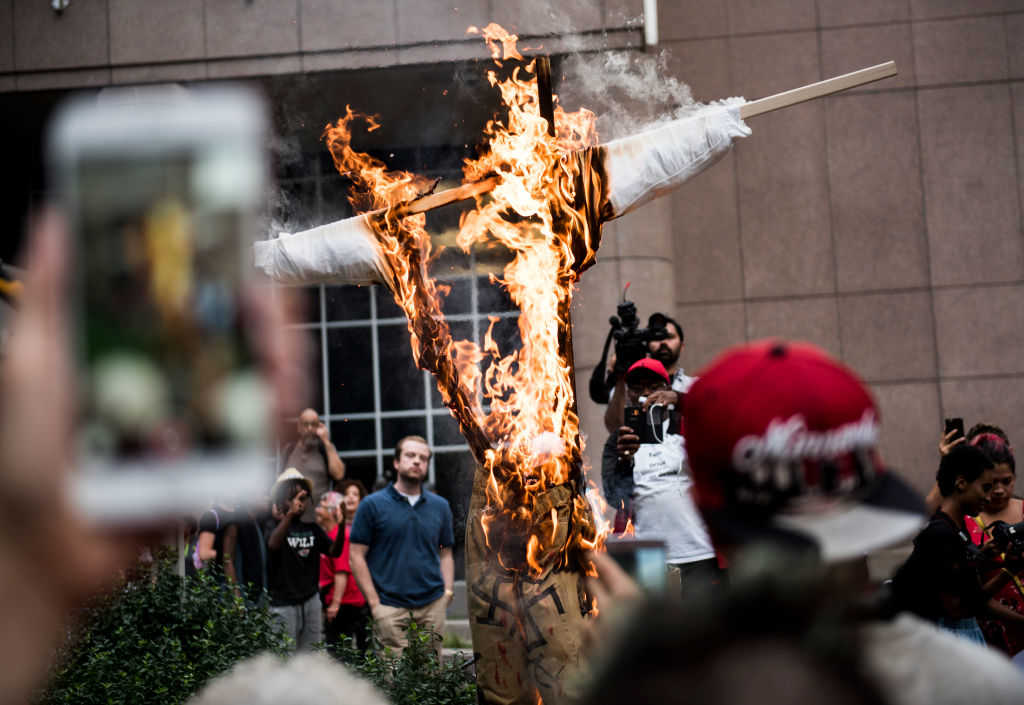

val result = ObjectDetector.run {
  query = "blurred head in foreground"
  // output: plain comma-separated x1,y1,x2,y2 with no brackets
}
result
187,653,388,705
682,339,925,563
583,342,928,705
583,549,889,705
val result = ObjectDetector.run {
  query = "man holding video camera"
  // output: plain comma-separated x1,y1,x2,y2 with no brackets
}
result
614,358,717,594
597,309,694,435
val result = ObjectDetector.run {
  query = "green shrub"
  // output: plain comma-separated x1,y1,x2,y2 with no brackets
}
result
331,622,477,705
41,551,478,705
40,552,290,705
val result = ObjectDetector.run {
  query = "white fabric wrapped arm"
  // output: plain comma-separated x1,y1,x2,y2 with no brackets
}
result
252,213,392,287
603,99,751,219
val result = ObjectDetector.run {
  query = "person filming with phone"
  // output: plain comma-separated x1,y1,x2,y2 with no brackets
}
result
281,409,346,523
592,300,694,532
615,358,718,596
266,469,346,651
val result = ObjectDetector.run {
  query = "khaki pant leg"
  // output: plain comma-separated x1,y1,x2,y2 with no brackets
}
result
372,604,410,658
412,595,448,661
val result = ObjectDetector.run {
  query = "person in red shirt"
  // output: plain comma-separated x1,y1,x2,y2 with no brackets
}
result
318,480,370,653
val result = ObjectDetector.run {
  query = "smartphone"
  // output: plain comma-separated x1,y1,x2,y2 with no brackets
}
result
944,417,965,443
625,404,660,445
48,85,271,522
605,537,667,592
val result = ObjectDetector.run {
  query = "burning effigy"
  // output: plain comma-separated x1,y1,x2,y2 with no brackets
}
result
255,24,895,705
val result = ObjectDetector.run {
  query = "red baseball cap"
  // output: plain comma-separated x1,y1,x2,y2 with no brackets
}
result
625,358,670,385
684,340,924,562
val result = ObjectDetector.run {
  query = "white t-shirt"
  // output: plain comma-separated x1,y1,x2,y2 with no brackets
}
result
670,368,696,394
631,421,714,565
395,488,422,506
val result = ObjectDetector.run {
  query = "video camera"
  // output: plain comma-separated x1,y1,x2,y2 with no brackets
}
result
587,285,671,404
610,300,670,373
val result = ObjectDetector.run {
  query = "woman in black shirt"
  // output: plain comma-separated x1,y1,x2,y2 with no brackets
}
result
894,445,1024,643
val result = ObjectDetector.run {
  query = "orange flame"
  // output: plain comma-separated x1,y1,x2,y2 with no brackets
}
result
322,25,608,576
621,517,635,537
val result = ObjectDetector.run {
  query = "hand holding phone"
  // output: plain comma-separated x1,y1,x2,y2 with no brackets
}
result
604,538,667,593
625,405,659,445
617,425,641,459
941,417,966,456
48,86,279,522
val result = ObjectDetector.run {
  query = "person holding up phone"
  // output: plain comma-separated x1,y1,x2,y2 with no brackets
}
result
892,445,1024,643
925,422,1010,513
280,409,346,522
266,468,346,651
615,358,718,596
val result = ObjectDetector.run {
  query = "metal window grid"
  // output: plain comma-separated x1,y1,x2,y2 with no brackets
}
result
277,162,518,487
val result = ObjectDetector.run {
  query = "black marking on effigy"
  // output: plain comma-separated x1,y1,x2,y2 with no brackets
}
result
520,585,565,650
471,573,517,627
527,650,565,693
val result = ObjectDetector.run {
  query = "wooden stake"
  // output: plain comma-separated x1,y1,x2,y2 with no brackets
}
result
536,56,556,138
739,61,897,119
342,61,898,224
390,176,498,218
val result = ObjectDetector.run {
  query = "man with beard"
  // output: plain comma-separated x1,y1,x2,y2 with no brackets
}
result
603,313,692,434
281,408,345,522
347,435,455,659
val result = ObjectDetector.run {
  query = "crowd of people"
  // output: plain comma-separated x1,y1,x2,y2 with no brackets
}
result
6,213,1024,705
587,334,1024,705
185,303,1024,698
185,417,455,659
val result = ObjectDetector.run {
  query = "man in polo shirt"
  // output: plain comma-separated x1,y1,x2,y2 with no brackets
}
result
348,435,455,659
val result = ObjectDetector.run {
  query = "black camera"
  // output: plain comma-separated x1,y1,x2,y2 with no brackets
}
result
586,286,674,404
989,520,1024,554
610,300,670,373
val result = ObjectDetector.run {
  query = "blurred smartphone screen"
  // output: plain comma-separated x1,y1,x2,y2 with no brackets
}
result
606,537,667,592
49,86,272,522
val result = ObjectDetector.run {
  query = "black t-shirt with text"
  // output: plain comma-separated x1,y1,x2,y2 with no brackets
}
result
266,520,333,606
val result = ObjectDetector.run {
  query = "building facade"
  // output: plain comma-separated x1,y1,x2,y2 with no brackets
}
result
3,1,1024,573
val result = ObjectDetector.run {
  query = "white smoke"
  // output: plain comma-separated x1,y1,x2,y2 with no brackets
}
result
559,50,698,142
497,0,701,141
262,133,307,239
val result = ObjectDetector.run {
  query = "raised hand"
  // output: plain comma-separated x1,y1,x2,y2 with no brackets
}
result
939,429,966,456
288,490,308,517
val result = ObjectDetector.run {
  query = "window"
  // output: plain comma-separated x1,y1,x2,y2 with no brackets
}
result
277,158,520,579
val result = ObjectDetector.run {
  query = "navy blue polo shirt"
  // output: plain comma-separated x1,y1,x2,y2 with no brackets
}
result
349,485,455,608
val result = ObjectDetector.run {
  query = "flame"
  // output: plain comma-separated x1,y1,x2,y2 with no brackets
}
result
322,25,609,577
620,517,635,537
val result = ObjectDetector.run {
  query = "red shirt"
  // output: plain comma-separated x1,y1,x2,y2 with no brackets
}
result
318,524,366,606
